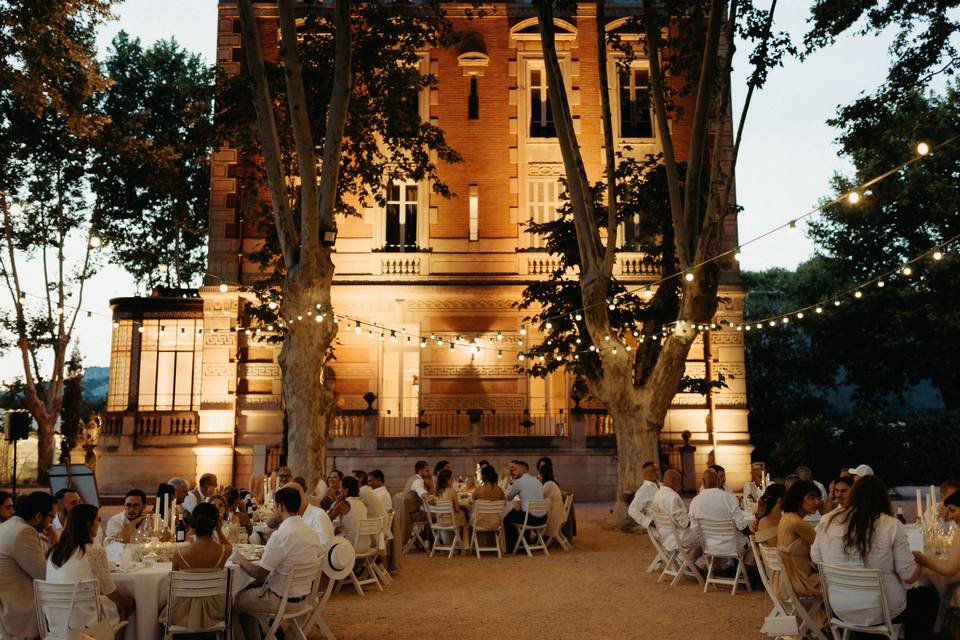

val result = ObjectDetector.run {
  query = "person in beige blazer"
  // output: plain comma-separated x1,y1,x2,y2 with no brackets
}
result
0,491,55,639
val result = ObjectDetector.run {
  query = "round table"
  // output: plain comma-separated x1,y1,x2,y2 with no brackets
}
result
112,562,172,640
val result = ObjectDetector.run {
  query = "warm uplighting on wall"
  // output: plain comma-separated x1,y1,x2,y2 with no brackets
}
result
468,185,479,242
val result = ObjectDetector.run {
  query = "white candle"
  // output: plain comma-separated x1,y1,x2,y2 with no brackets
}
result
916,488,923,523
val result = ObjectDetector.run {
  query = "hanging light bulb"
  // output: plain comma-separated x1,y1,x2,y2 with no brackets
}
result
379,332,385,342
847,192,861,205
604,335,610,341
788,219,798,230
218,279,228,293
815,307,823,314
89,235,102,248
138,325,144,333
519,325,527,336
933,250,943,261
684,269,694,282
314,313,323,322
901,265,913,276
354,321,362,335
625,345,632,352
768,320,776,327
917,141,930,156
574,313,582,321
420,339,427,348
497,331,503,342
589,345,596,351
797,312,804,319
545,321,553,330
834,300,841,307
268,300,278,310
17,294,26,305
113,321,120,328
877,280,885,288
607,299,616,311
854,290,863,299
518,352,526,361
297,314,303,321
781,317,789,324
733,246,742,261
390,330,397,342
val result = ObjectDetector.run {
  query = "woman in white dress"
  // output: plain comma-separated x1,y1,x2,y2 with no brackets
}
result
46,504,135,632
328,476,370,552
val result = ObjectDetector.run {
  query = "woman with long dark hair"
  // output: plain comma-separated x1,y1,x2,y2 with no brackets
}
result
433,469,468,548
775,480,822,602
46,504,135,626
812,475,938,639
539,463,564,541
752,483,785,547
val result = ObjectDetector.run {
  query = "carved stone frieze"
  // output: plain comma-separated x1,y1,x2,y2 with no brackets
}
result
239,363,281,378
204,333,238,347
202,364,234,378
421,395,526,411
405,299,517,311
423,365,520,378
238,395,282,411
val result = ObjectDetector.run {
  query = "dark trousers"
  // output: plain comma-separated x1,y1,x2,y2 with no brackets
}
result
891,585,939,640
503,509,547,552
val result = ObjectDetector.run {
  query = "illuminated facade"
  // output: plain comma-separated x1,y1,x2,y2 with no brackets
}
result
99,1,751,499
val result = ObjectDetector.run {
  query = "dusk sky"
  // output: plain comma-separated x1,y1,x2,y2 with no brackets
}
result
0,1,899,378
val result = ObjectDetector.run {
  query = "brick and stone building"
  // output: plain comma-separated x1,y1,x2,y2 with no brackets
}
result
98,1,751,500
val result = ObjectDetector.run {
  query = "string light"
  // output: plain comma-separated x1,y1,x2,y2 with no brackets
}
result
684,269,694,282
847,192,861,205
901,265,913,276
788,219,798,230
89,236,102,248
877,280,885,288
218,279,228,293
733,246,742,261
934,250,943,261
854,290,863,298
917,141,930,156
159,263,168,273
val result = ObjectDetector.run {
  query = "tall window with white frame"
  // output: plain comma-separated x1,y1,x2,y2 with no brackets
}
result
526,177,562,248
619,67,653,139
137,319,202,412
528,67,556,138
385,181,418,252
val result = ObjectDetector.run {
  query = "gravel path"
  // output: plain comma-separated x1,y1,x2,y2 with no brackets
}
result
322,503,768,640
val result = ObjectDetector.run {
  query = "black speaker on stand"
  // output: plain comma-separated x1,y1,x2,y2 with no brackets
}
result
4,411,30,496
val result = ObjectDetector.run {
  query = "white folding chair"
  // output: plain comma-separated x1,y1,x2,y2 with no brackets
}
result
163,568,231,639
402,496,431,555
33,578,107,639
652,510,703,586
511,498,551,557
372,513,395,586
348,518,385,595
645,523,670,573
470,500,506,559
752,539,803,638
759,545,827,640
819,563,903,640
545,493,574,551
257,558,325,640
697,518,752,595
426,499,464,558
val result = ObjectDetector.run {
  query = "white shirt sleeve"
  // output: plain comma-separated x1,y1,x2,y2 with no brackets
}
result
627,489,647,525
672,495,691,529
891,521,920,584
411,477,427,499
104,513,124,540
259,529,285,573
727,493,748,531
182,493,198,514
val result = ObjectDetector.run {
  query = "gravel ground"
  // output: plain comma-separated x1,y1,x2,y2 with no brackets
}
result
321,503,768,640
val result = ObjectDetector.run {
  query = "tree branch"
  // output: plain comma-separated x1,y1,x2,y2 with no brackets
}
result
237,0,300,269
680,0,725,260
643,0,688,268
596,0,619,278
278,0,322,264
313,0,353,254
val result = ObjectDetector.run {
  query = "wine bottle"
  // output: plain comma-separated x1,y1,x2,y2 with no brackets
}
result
175,508,187,543
896,506,907,524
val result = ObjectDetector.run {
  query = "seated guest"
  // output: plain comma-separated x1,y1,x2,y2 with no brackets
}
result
319,469,343,510
173,503,231,570
0,490,14,523
825,476,854,513
0,491,53,639
503,460,546,552
846,463,874,480
795,466,828,503
775,480,822,600
276,466,293,487
742,463,765,502
368,469,393,513
927,478,959,523
433,469,468,548
403,460,433,512
328,476,369,552
232,487,322,640
651,470,698,551
183,473,218,515
355,470,388,530
471,464,507,531
207,494,235,543
539,463,565,541
286,482,334,550
52,487,81,535
536,457,553,476
222,486,252,534
914,490,960,577
784,474,801,491
712,464,732,493
292,477,308,494
105,489,153,542
47,504,135,625
627,461,661,530
167,477,190,506
752,483,786,547
812,475,938,639
689,468,749,556
433,460,452,491
164,503,230,633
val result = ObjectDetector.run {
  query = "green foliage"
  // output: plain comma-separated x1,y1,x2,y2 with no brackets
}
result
807,82,960,407
770,411,960,486
217,1,461,324
91,32,214,287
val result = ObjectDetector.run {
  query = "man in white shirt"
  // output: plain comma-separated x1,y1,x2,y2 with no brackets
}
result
52,488,103,545
503,460,546,552
233,486,322,640
627,461,660,529
688,468,749,557
355,470,388,527
287,482,334,550
651,470,698,551
811,475,937,638
403,461,432,512
182,473,218,515
105,489,153,542
369,469,393,513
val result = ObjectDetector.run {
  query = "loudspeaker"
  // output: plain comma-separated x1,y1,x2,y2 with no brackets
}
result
4,411,29,441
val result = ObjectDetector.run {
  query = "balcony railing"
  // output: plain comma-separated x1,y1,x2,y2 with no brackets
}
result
378,414,470,438
479,413,568,437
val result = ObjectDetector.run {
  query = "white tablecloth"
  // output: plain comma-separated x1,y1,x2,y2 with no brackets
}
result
112,562,172,640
